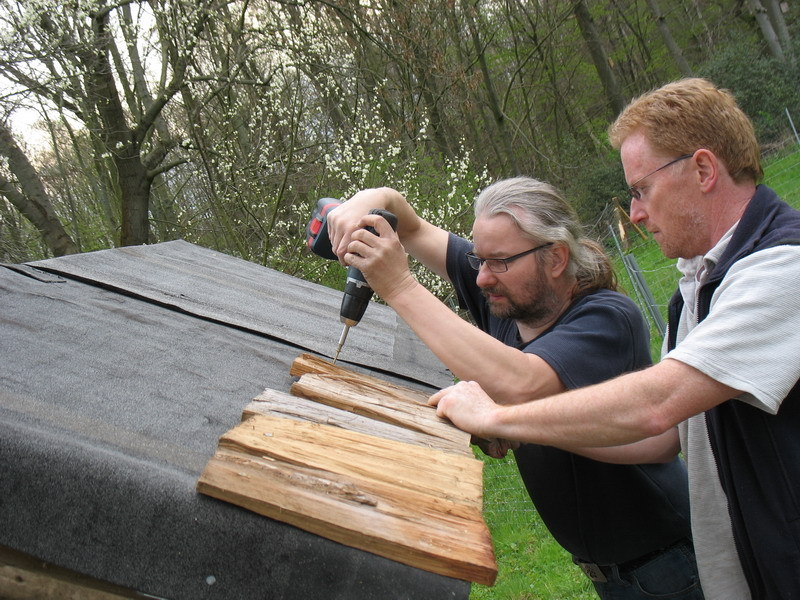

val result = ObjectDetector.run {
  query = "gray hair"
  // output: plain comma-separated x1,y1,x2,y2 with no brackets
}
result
474,176,616,294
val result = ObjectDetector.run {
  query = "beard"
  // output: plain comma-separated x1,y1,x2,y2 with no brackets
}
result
481,268,563,326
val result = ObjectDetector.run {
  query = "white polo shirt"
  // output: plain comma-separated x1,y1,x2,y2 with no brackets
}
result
665,224,800,599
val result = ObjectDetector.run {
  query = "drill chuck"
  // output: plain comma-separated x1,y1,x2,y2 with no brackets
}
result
340,267,374,326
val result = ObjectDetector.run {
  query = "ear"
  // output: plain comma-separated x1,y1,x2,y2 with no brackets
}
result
693,149,719,193
547,243,570,279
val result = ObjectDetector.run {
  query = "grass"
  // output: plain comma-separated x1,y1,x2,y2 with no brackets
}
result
472,145,800,600
470,452,595,600
763,148,800,207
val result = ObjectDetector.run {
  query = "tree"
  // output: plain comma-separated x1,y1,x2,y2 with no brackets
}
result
0,0,211,247
1,0,794,268
747,0,786,62
461,0,520,173
572,0,626,116
762,0,794,64
0,121,78,256
645,0,693,77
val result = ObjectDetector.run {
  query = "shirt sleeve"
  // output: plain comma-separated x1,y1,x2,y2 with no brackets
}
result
525,291,653,390
666,245,800,414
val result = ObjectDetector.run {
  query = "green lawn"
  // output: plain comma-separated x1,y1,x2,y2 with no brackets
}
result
472,145,800,600
470,452,595,600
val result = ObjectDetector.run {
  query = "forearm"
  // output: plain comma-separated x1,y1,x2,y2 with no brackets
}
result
488,374,668,447
568,429,681,464
432,358,737,451
384,279,563,403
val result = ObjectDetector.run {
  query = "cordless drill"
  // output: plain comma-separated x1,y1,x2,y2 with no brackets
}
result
306,198,399,363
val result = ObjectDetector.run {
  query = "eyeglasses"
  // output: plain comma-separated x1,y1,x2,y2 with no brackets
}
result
628,153,693,201
466,242,553,273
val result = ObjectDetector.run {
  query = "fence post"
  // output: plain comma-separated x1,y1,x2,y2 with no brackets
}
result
787,108,800,146
608,225,667,338
625,253,667,338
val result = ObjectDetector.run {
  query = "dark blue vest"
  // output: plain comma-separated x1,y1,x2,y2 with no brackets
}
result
666,185,800,599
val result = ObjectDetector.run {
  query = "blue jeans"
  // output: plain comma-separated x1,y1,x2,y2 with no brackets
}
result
576,539,704,600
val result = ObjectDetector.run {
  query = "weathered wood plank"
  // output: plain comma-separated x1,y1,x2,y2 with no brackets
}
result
244,389,472,456
220,413,482,506
198,354,496,584
290,374,470,451
290,353,433,404
197,414,496,585
0,545,137,600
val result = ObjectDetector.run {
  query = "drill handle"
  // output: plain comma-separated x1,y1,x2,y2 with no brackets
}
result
366,208,398,234
306,197,342,260
348,208,398,285
339,209,399,324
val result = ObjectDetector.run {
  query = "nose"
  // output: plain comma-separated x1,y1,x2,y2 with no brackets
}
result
475,262,497,288
629,198,647,225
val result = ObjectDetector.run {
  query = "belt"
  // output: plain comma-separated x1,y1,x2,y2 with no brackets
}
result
574,561,609,583
573,538,689,584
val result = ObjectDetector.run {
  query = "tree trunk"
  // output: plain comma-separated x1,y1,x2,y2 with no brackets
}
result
0,122,78,256
85,9,152,246
747,0,785,62
572,0,626,116
763,0,794,63
120,3,172,141
462,0,520,173
645,0,693,77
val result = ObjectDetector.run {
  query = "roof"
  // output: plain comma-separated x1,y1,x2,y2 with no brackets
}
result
0,240,465,600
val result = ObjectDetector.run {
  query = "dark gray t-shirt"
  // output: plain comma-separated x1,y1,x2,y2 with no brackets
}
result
447,233,692,564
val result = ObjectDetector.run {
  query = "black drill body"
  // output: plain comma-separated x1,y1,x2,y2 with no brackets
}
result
340,209,398,326
305,200,398,361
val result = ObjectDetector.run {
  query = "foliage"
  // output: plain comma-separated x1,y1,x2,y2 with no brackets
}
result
0,199,43,262
1,0,798,273
292,109,490,299
698,39,800,144
564,148,628,225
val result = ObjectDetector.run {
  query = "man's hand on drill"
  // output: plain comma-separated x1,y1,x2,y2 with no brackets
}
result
327,188,392,265
344,213,418,304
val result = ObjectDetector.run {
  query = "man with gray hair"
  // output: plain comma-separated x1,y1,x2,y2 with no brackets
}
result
328,177,702,599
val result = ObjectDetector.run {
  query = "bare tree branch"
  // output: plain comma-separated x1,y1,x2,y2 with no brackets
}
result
0,121,78,256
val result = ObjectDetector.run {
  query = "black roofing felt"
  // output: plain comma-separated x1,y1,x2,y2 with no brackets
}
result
0,241,466,600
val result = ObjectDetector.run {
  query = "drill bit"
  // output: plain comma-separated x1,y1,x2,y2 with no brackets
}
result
332,323,351,364
329,210,398,365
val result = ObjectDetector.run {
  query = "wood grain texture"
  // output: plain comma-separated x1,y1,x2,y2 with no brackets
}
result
244,389,471,456
197,414,496,585
197,354,496,585
290,354,470,453
290,353,432,404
